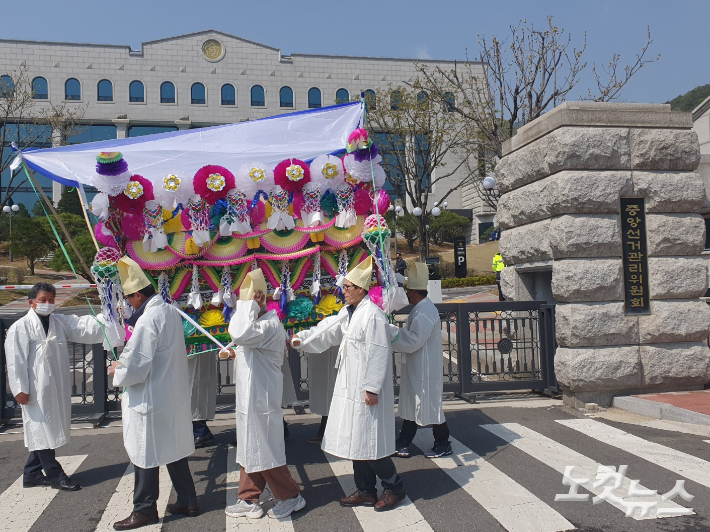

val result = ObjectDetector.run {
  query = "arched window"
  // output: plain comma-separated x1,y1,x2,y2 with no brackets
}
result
251,85,265,107
191,82,206,104
364,89,376,110
308,87,322,109
417,91,428,105
160,81,176,104
444,92,455,112
97,79,113,102
65,78,81,101
129,80,144,102
335,88,349,104
390,90,403,110
221,84,235,106
279,86,293,108
32,77,48,100
0,75,14,98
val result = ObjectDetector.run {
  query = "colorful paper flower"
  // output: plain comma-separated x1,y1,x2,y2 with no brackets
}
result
164,174,180,191
237,162,274,199
314,293,344,316
153,172,195,210
113,174,154,213
288,297,315,321
94,151,131,196
346,128,372,153
274,158,311,193
193,165,235,204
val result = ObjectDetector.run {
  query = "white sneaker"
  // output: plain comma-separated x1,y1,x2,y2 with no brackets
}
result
225,499,264,519
267,494,306,519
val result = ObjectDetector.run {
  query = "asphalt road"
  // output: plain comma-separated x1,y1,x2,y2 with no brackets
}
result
2,398,710,531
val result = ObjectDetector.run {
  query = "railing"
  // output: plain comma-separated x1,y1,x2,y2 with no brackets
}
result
2,300,557,423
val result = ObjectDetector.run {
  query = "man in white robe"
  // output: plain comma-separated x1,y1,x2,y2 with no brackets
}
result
292,256,406,512
223,269,305,520
6,282,107,491
109,257,198,530
391,263,451,459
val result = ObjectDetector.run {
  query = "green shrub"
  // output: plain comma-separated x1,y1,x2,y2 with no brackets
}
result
442,275,497,289
0,266,27,284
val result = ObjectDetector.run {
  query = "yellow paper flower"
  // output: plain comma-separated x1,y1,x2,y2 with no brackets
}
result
164,174,181,191
286,164,304,182
322,163,339,179
249,167,265,183
199,309,226,328
345,173,359,186
315,294,344,316
207,173,226,192
125,181,144,199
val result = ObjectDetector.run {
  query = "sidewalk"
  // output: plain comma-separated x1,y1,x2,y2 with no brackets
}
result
614,390,710,427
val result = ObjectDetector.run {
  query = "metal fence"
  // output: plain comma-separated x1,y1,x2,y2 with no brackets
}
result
1,300,557,422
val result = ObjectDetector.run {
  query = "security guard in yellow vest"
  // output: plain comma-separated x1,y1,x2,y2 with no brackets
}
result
492,252,505,302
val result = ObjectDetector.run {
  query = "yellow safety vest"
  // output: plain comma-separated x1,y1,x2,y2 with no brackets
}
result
492,254,505,272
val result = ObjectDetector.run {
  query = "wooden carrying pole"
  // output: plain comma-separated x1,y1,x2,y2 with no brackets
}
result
24,165,93,277
76,184,100,251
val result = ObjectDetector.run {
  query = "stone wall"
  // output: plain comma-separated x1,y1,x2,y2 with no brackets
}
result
497,102,710,407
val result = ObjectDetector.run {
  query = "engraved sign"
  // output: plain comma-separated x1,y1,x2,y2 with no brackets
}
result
620,198,650,315
202,39,224,62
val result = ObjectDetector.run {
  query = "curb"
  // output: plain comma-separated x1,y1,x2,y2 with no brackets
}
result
613,395,710,427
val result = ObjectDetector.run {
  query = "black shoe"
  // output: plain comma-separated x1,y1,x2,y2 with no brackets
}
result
283,420,290,440
52,478,81,491
425,443,453,458
194,433,214,448
23,476,52,488
394,444,411,458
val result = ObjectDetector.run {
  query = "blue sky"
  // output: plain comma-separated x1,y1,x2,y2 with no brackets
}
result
4,0,707,105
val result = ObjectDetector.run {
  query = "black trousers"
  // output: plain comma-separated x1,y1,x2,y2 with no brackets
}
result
496,272,505,302
133,458,197,514
192,420,211,439
352,457,403,498
24,449,68,483
397,419,450,447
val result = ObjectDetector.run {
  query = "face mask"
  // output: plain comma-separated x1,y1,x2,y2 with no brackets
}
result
34,303,55,316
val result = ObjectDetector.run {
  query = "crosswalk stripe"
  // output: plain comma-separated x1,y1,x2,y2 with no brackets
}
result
323,452,433,532
482,423,690,520
413,433,574,532
0,454,86,532
558,418,710,490
226,446,296,531
92,463,171,531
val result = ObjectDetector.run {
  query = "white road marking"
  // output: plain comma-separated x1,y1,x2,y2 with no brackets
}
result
226,446,296,531
93,463,171,531
413,433,574,532
324,452,433,532
0,454,86,532
558,418,710,490
483,423,689,520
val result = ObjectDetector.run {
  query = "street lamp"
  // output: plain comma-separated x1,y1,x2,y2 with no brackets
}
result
482,175,501,200
388,204,402,256
3,203,20,263
412,205,442,258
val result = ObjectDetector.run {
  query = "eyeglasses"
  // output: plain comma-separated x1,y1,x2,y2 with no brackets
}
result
342,284,357,292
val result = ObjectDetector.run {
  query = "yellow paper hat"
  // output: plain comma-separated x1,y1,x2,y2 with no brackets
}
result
345,255,373,290
406,262,429,290
239,268,268,301
118,256,152,295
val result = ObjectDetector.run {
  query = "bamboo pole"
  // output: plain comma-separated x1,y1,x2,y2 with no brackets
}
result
23,163,93,277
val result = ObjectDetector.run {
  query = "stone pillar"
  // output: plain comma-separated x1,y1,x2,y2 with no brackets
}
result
50,126,63,205
113,118,130,139
496,102,710,407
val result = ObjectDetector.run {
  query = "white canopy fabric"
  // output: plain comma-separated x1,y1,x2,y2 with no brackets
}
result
20,102,364,188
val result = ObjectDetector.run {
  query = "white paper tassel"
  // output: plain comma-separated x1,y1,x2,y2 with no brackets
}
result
187,264,203,309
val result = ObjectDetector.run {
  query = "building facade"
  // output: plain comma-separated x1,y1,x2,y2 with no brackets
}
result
0,30,494,242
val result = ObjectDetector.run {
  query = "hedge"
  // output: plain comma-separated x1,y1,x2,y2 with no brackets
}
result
441,275,497,289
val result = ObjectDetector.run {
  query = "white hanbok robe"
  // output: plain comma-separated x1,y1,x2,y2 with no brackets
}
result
187,350,218,421
392,297,445,426
113,296,194,469
5,310,106,451
229,300,287,473
307,347,338,417
298,297,395,460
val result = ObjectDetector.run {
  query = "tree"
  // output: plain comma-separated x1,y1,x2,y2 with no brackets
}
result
56,188,85,216
385,210,420,253
38,212,95,282
415,16,659,209
0,66,87,210
8,217,56,274
368,86,477,260
429,210,471,245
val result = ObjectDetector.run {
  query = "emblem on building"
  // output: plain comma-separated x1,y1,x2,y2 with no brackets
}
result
202,39,224,62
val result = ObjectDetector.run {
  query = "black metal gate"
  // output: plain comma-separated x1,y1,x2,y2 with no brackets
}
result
2,300,557,424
